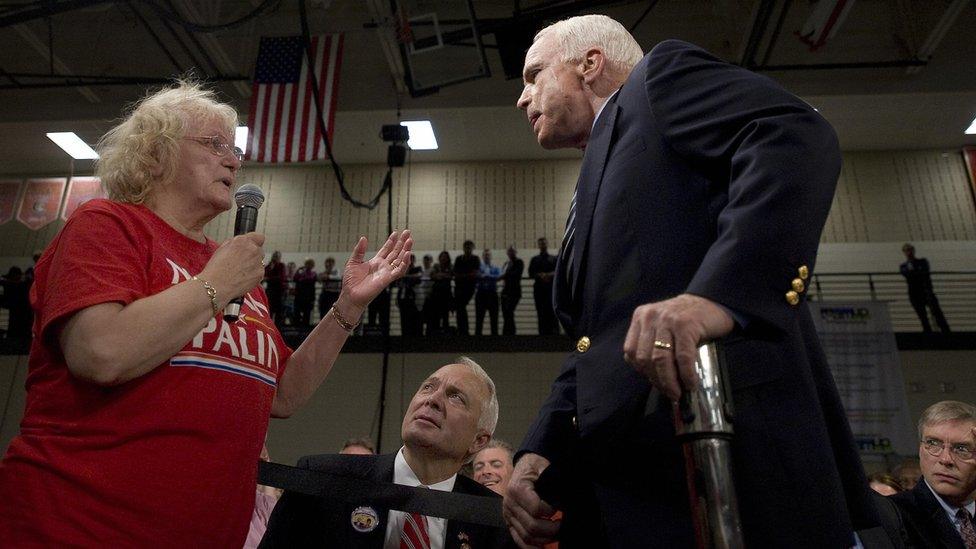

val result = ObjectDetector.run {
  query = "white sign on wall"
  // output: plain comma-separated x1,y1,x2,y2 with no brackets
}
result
810,301,915,456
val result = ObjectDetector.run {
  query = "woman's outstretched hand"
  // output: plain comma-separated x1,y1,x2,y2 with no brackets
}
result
340,230,413,312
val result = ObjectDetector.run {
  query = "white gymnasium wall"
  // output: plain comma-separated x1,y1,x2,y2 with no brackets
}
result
2,150,974,274
2,149,975,459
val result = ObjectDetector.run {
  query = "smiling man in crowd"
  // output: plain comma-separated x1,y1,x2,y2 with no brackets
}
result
473,440,515,496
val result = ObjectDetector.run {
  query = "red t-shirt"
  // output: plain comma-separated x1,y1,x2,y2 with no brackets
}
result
0,200,292,548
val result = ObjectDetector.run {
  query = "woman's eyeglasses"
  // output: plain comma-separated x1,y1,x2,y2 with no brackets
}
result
184,135,245,162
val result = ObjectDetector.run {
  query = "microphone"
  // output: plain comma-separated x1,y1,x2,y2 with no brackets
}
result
223,184,265,322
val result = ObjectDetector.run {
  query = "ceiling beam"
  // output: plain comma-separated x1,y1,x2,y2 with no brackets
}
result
0,0,112,29
740,0,776,68
905,0,971,75
171,0,251,97
128,1,184,74
0,74,248,91
13,23,100,103
366,0,409,96
757,59,926,71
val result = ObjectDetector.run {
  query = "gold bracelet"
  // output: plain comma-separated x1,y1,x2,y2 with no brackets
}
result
191,275,219,316
330,305,358,332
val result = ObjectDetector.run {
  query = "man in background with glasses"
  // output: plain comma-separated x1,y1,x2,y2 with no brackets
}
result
890,400,976,548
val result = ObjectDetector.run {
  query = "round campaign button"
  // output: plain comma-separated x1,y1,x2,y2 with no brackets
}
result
351,506,380,533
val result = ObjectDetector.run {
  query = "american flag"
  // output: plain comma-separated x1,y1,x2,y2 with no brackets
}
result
247,34,344,163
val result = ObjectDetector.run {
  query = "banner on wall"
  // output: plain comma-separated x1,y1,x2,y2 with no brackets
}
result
810,301,915,456
0,180,21,225
964,147,976,209
61,176,105,221
17,178,66,230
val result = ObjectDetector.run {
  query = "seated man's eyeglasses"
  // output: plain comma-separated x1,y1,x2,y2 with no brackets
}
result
921,437,975,460
184,135,245,162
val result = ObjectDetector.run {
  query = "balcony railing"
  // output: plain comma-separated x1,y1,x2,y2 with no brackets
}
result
274,271,976,335
808,272,975,332
2,272,973,339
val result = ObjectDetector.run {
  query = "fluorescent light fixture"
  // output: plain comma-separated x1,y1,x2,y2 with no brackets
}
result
235,126,249,152
400,120,438,150
966,115,976,135
46,132,98,159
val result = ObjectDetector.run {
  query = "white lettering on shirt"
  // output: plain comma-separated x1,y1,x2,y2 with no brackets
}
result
168,257,281,375
237,326,256,361
243,294,269,317
165,258,193,285
193,317,218,348
266,333,279,372
212,321,241,357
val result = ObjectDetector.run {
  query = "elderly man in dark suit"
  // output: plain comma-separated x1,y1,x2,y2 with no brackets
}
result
260,358,512,548
503,14,878,548
889,401,976,548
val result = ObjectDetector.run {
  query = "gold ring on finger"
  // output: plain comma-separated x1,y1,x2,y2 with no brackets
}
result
653,340,673,350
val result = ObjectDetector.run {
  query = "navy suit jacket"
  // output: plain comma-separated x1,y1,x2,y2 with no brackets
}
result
259,453,512,548
889,480,967,549
519,40,878,547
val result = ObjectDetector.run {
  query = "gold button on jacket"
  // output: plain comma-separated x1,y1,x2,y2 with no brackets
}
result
798,265,809,280
785,290,800,306
792,278,805,293
576,336,591,353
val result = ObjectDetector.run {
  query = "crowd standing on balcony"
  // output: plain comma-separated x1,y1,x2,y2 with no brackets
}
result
256,238,563,336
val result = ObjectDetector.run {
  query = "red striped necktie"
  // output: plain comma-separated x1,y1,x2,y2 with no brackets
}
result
400,511,430,549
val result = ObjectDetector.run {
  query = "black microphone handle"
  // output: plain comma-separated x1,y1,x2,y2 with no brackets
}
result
223,205,260,322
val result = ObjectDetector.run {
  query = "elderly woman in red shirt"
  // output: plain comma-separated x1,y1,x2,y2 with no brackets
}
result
0,80,412,547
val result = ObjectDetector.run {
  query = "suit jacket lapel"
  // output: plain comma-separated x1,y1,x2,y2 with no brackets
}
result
444,476,498,549
344,455,395,548
568,100,619,299
916,481,967,549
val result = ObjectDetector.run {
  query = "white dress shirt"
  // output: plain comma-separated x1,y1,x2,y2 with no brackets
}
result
383,447,457,549
924,478,976,535
591,89,619,132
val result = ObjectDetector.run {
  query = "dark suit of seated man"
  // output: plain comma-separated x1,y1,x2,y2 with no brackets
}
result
260,357,514,548
890,400,976,549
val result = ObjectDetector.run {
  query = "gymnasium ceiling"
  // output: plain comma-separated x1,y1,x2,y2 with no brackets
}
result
1,0,974,174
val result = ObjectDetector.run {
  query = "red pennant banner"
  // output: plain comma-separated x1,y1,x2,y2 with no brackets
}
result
0,180,21,225
17,178,66,230
61,176,106,221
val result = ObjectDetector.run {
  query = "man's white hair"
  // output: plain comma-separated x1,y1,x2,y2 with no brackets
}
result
534,14,643,78
454,356,499,435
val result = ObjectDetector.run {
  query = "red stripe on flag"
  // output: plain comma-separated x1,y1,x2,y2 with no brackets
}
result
270,85,285,161
258,85,273,162
316,35,331,158
312,36,331,161
326,34,345,150
245,82,260,161
285,79,300,161
298,36,317,162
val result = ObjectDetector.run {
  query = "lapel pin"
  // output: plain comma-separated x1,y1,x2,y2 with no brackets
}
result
350,506,380,533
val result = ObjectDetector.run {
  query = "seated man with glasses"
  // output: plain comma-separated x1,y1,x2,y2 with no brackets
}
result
889,400,976,548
